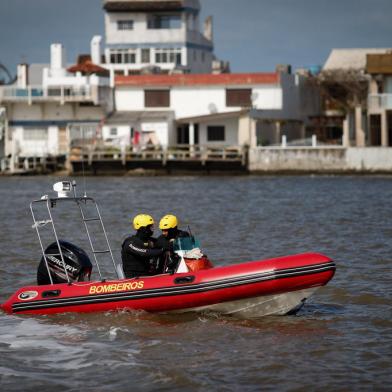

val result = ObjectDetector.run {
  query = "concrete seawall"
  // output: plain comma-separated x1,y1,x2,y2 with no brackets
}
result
249,147,392,173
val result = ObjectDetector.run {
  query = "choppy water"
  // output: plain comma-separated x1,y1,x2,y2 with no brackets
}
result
0,175,391,391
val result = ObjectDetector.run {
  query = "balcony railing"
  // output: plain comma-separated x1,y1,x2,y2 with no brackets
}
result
0,85,95,104
368,93,392,111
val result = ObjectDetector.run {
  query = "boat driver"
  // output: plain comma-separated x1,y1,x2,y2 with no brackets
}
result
155,214,190,273
121,214,167,278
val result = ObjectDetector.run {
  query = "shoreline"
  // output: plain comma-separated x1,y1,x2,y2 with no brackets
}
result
1,169,392,177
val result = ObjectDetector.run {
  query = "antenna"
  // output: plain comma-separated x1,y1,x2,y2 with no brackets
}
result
81,127,87,197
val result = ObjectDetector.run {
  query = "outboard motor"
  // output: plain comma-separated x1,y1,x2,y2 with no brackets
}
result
37,240,93,285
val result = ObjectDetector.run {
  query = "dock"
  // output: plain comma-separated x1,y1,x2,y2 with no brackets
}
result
0,155,66,175
70,145,248,175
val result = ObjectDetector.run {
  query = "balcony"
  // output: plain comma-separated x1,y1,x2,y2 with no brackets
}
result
368,94,392,112
0,85,96,105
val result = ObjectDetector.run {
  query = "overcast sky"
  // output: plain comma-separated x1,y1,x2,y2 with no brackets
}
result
0,0,392,76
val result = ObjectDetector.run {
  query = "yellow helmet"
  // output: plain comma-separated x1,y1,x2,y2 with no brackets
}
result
159,214,178,230
133,214,154,230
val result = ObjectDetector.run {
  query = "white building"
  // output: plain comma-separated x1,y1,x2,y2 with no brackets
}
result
103,70,320,148
321,48,392,147
0,0,322,171
0,44,112,159
93,0,216,76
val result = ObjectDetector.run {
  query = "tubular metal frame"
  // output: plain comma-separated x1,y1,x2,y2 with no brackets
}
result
30,191,119,285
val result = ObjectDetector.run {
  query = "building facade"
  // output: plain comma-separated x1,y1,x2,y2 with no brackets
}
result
367,52,392,146
104,70,320,149
0,44,112,160
93,0,215,76
318,48,392,147
0,0,324,173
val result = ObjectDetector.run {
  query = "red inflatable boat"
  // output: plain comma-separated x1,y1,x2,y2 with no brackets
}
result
0,181,336,318
1,252,335,317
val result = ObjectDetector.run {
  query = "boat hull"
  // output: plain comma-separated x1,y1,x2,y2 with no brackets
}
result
181,287,319,318
0,253,336,317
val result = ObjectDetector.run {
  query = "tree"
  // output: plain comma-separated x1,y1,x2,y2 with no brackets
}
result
316,69,369,112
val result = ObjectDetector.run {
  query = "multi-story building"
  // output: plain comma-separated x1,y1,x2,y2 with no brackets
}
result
94,0,216,76
367,52,392,146
318,48,392,147
0,44,112,161
0,0,323,173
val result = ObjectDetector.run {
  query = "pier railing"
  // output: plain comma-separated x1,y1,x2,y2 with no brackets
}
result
70,144,248,169
0,155,66,174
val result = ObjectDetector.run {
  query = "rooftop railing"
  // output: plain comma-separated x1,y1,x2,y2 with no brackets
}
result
0,85,95,105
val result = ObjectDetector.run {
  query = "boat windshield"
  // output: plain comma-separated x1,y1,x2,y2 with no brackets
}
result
173,236,201,251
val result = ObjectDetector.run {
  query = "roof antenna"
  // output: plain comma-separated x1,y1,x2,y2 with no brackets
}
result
81,126,87,197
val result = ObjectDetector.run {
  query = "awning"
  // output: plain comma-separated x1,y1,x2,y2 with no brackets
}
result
104,111,175,125
176,110,248,124
67,57,109,77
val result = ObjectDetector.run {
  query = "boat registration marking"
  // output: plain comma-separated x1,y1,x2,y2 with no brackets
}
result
89,281,144,295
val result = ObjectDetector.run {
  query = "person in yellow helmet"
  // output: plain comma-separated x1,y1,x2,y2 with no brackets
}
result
155,214,190,273
121,214,167,278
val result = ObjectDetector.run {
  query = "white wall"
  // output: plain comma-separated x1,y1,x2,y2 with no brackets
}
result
9,126,52,157
199,117,238,145
115,84,283,116
48,126,59,155
141,122,169,146
102,122,169,147
105,13,186,45
116,89,144,111
5,102,105,156
248,147,392,172
102,125,131,148
9,103,104,122
252,86,282,110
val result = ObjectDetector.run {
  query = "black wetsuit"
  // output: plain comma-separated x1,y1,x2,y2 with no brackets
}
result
155,228,190,273
121,229,165,278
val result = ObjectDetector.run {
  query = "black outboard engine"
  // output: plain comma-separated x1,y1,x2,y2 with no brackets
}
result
37,240,93,285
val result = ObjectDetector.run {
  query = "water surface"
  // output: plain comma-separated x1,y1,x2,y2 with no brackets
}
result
0,176,391,391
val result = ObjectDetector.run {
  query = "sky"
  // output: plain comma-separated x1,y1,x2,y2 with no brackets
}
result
1,0,392,77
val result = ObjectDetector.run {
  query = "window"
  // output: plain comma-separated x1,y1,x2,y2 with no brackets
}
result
117,20,134,30
194,123,199,144
207,126,225,142
124,52,136,64
110,127,118,136
145,90,170,107
141,48,150,63
110,49,136,64
177,125,189,144
226,89,252,107
23,128,47,141
155,48,181,64
148,14,181,29
69,124,98,142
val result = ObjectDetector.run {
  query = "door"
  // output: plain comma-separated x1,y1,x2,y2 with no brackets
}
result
369,115,381,146
387,111,392,146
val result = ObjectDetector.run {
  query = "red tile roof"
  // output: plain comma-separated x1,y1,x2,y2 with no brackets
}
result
115,73,280,87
